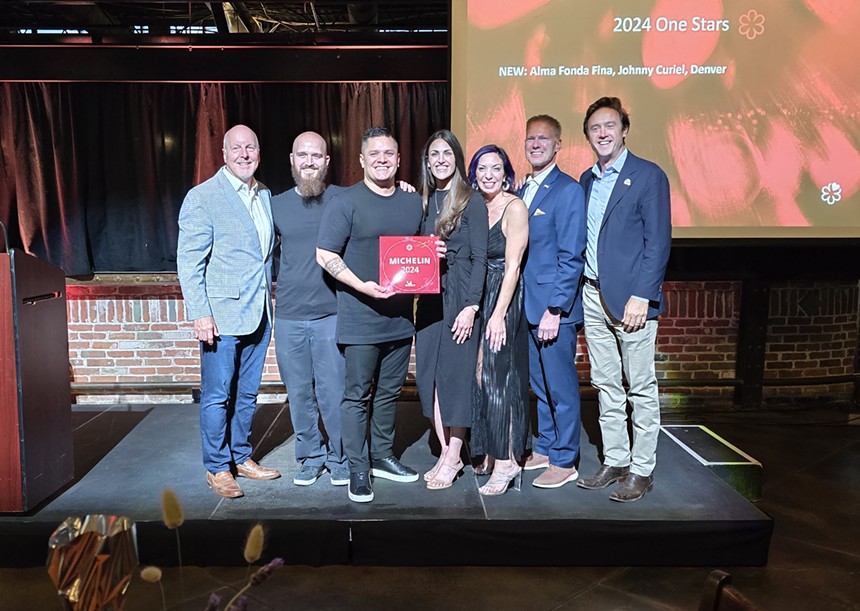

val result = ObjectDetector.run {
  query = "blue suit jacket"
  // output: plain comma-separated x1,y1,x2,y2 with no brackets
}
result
521,165,587,326
177,167,274,336
579,151,671,321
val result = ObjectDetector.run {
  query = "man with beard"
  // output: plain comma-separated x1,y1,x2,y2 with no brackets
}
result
316,127,425,503
271,131,350,487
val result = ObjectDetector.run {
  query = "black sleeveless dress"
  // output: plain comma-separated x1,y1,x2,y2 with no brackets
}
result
471,207,530,461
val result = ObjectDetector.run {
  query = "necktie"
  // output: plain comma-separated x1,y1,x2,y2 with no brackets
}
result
523,178,538,209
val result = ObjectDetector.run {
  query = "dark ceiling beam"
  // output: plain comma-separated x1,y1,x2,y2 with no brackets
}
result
206,3,230,34
0,1,448,35
347,2,378,27
42,3,127,33
229,2,261,33
0,43,447,82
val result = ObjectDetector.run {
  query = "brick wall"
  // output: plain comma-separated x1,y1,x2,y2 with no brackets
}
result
65,278,858,408
657,281,742,406
763,282,858,403
67,282,282,404
573,281,742,407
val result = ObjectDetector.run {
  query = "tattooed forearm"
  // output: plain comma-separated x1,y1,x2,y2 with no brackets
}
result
324,256,348,278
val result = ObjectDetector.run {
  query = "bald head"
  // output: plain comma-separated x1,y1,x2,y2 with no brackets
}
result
292,131,327,156
291,131,330,198
222,124,260,185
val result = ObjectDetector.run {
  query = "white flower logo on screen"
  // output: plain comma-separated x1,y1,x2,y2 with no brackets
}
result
820,182,842,206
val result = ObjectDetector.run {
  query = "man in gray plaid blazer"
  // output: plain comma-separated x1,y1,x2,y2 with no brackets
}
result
177,124,281,499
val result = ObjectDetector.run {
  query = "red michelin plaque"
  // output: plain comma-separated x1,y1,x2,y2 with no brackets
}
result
379,235,440,294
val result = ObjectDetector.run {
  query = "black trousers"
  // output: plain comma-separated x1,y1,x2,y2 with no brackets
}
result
341,338,412,472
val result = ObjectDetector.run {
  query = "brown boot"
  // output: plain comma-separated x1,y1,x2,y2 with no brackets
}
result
609,473,653,502
577,464,630,490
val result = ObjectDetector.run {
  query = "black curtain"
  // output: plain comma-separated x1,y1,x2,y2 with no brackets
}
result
0,81,449,275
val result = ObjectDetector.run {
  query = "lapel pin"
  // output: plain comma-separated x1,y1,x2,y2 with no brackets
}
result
624,178,631,186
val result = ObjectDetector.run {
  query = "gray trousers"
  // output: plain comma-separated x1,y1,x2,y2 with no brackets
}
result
275,315,347,470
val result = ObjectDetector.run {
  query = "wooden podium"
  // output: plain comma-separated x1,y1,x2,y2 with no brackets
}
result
0,249,74,512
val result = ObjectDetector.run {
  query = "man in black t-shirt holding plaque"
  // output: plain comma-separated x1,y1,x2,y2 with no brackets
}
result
316,127,424,503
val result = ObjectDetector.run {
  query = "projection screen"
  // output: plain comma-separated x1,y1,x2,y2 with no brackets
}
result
451,0,860,238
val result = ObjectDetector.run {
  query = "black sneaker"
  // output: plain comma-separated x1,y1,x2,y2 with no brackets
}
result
293,464,326,486
371,456,419,483
330,466,350,487
348,471,374,503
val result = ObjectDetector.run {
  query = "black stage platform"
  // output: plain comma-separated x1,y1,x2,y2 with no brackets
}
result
0,402,772,568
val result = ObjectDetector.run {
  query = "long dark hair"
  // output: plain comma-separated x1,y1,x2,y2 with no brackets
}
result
419,130,474,240
467,144,517,195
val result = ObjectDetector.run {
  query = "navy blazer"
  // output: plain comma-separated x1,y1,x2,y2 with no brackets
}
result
521,165,587,326
579,151,671,322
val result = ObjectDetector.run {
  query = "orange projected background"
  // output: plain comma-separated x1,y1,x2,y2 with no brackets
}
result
451,0,860,237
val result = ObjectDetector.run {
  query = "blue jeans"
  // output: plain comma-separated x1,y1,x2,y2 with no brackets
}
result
274,315,346,470
199,311,271,474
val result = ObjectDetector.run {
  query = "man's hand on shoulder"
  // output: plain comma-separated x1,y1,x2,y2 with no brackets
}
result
193,316,219,345
398,180,417,193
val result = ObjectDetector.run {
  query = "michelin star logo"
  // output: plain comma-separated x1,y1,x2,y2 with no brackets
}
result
820,182,842,206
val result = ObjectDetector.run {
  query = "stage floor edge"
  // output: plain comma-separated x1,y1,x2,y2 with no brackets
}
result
0,403,772,567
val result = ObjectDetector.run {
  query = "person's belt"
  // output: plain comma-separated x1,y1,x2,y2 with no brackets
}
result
584,276,600,289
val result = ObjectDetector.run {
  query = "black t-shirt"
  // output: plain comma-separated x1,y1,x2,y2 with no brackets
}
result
317,181,423,344
271,185,343,321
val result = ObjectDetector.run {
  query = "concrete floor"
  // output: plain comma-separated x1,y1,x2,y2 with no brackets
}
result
1,404,857,610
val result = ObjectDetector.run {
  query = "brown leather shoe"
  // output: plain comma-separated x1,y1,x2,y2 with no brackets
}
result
577,464,630,490
207,471,243,498
236,459,281,480
609,473,653,502
524,452,549,471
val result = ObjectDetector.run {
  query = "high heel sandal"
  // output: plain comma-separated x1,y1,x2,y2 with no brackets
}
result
473,457,494,477
478,466,522,496
423,457,445,482
427,460,464,490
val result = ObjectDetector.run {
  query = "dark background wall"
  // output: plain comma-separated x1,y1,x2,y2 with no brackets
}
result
0,40,856,408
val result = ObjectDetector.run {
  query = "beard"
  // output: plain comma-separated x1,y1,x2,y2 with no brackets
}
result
292,164,327,198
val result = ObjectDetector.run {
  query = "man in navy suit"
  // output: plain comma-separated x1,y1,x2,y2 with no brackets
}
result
520,115,587,488
576,97,671,502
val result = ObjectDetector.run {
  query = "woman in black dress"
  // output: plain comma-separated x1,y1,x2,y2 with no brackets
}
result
415,130,489,490
467,144,530,496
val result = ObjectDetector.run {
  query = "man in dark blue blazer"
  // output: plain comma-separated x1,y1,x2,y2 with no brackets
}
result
576,97,671,502
520,115,587,488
